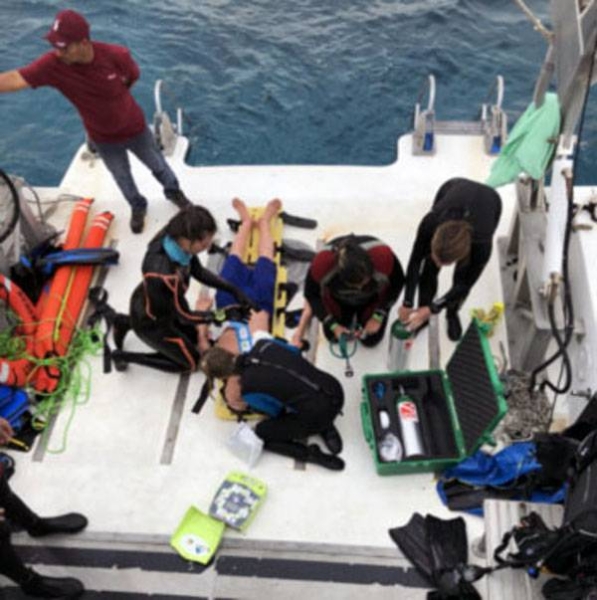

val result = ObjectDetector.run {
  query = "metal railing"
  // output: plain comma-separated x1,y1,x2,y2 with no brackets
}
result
480,75,508,155
153,79,184,157
412,74,436,155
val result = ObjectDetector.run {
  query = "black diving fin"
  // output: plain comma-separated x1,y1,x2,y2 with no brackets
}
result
389,513,435,584
390,513,483,599
426,514,482,598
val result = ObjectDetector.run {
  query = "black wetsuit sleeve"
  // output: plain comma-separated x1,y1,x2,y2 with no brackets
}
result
379,253,405,313
142,273,215,325
190,257,247,301
304,268,328,323
403,213,436,307
432,242,493,310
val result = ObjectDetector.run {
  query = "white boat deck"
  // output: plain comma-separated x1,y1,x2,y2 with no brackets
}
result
8,131,519,547
8,130,519,586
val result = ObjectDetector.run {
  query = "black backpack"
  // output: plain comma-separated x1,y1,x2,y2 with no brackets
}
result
492,429,597,595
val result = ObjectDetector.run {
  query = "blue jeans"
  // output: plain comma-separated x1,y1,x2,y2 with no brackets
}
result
93,127,180,210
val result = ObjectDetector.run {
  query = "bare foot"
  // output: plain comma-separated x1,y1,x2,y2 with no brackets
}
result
262,198,282,222
232,197,251,223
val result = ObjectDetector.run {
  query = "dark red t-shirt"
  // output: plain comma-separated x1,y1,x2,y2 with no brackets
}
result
19,41,146,143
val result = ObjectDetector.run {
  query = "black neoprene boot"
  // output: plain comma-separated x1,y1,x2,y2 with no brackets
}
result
111,350,186,373
320,425,343,455
446,310,463,342
20,568,84,598
112,313,131,351
27,513,88,538
306,444,345,471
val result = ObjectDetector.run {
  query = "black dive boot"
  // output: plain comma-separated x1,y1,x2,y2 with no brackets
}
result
305,444,345,471
263,441,345,471
20,568,85,598
111,349,185,373
27,513,88,538
112,313,132,351
320,425,343,455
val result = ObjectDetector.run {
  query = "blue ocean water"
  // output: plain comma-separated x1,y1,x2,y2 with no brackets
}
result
0,0,595,186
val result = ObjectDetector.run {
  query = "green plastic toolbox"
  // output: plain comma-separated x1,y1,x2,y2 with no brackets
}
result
361,319,507,475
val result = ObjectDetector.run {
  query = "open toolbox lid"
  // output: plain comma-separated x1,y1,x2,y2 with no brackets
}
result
446,319,507,456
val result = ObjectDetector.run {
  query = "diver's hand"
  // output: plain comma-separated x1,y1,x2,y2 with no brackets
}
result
223,377,248,412
406,307,431,331
363,317,382,336
0,418,13,446
332,324,352,341
290,330,303,348
195,296,213,311
398,305,413,324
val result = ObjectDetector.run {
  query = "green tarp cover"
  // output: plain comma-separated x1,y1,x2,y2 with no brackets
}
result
486,92,561,188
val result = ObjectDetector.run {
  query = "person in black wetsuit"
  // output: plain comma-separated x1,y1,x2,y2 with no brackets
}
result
201,340,345,471
111,205,253,373
0,418,87,598
398,178,502,341
303,235,404,348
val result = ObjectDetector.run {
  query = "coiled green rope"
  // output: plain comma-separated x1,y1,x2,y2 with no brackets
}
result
33,326,103,453
0,310,103,453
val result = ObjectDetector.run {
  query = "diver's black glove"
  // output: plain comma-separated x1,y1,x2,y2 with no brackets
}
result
212,304,251,325
234,290,260,312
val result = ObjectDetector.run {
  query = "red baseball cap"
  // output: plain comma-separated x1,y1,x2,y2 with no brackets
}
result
45,10,90,49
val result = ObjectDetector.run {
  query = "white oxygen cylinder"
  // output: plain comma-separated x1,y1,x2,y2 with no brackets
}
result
396,396,425,458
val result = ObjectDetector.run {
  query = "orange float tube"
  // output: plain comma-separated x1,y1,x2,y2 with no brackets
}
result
54,211,114,355
34,197,94,358
32,198,94,393
33,210,114,394
0,274,38,387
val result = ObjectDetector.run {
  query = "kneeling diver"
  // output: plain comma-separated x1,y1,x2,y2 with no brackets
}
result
201,339,345,471
111,205,255,373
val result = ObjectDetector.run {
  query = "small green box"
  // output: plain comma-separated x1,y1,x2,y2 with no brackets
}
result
361,319,507,475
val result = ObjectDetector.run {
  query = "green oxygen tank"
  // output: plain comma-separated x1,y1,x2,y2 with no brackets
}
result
387,320,413,371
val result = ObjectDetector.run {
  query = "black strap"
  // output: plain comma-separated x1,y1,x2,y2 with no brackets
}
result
191,380,211,414
279,211,317,229
87,286,118,374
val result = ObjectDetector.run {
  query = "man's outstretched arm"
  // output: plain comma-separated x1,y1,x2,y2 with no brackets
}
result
0,70,30,93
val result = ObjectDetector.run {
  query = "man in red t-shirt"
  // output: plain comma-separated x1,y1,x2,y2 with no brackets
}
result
0,9,192,233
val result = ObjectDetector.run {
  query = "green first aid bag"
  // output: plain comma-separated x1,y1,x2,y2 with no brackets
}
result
170,506,225,565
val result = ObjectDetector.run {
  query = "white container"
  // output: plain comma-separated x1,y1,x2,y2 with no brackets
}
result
227,422,264,467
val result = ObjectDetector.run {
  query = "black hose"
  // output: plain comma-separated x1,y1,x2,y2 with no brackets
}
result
0,169,20,244
529,38,597,394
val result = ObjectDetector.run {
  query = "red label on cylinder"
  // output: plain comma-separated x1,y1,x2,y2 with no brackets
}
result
398,401,419,421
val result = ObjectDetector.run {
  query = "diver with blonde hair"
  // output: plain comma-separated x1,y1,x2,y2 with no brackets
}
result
399,178,502,341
